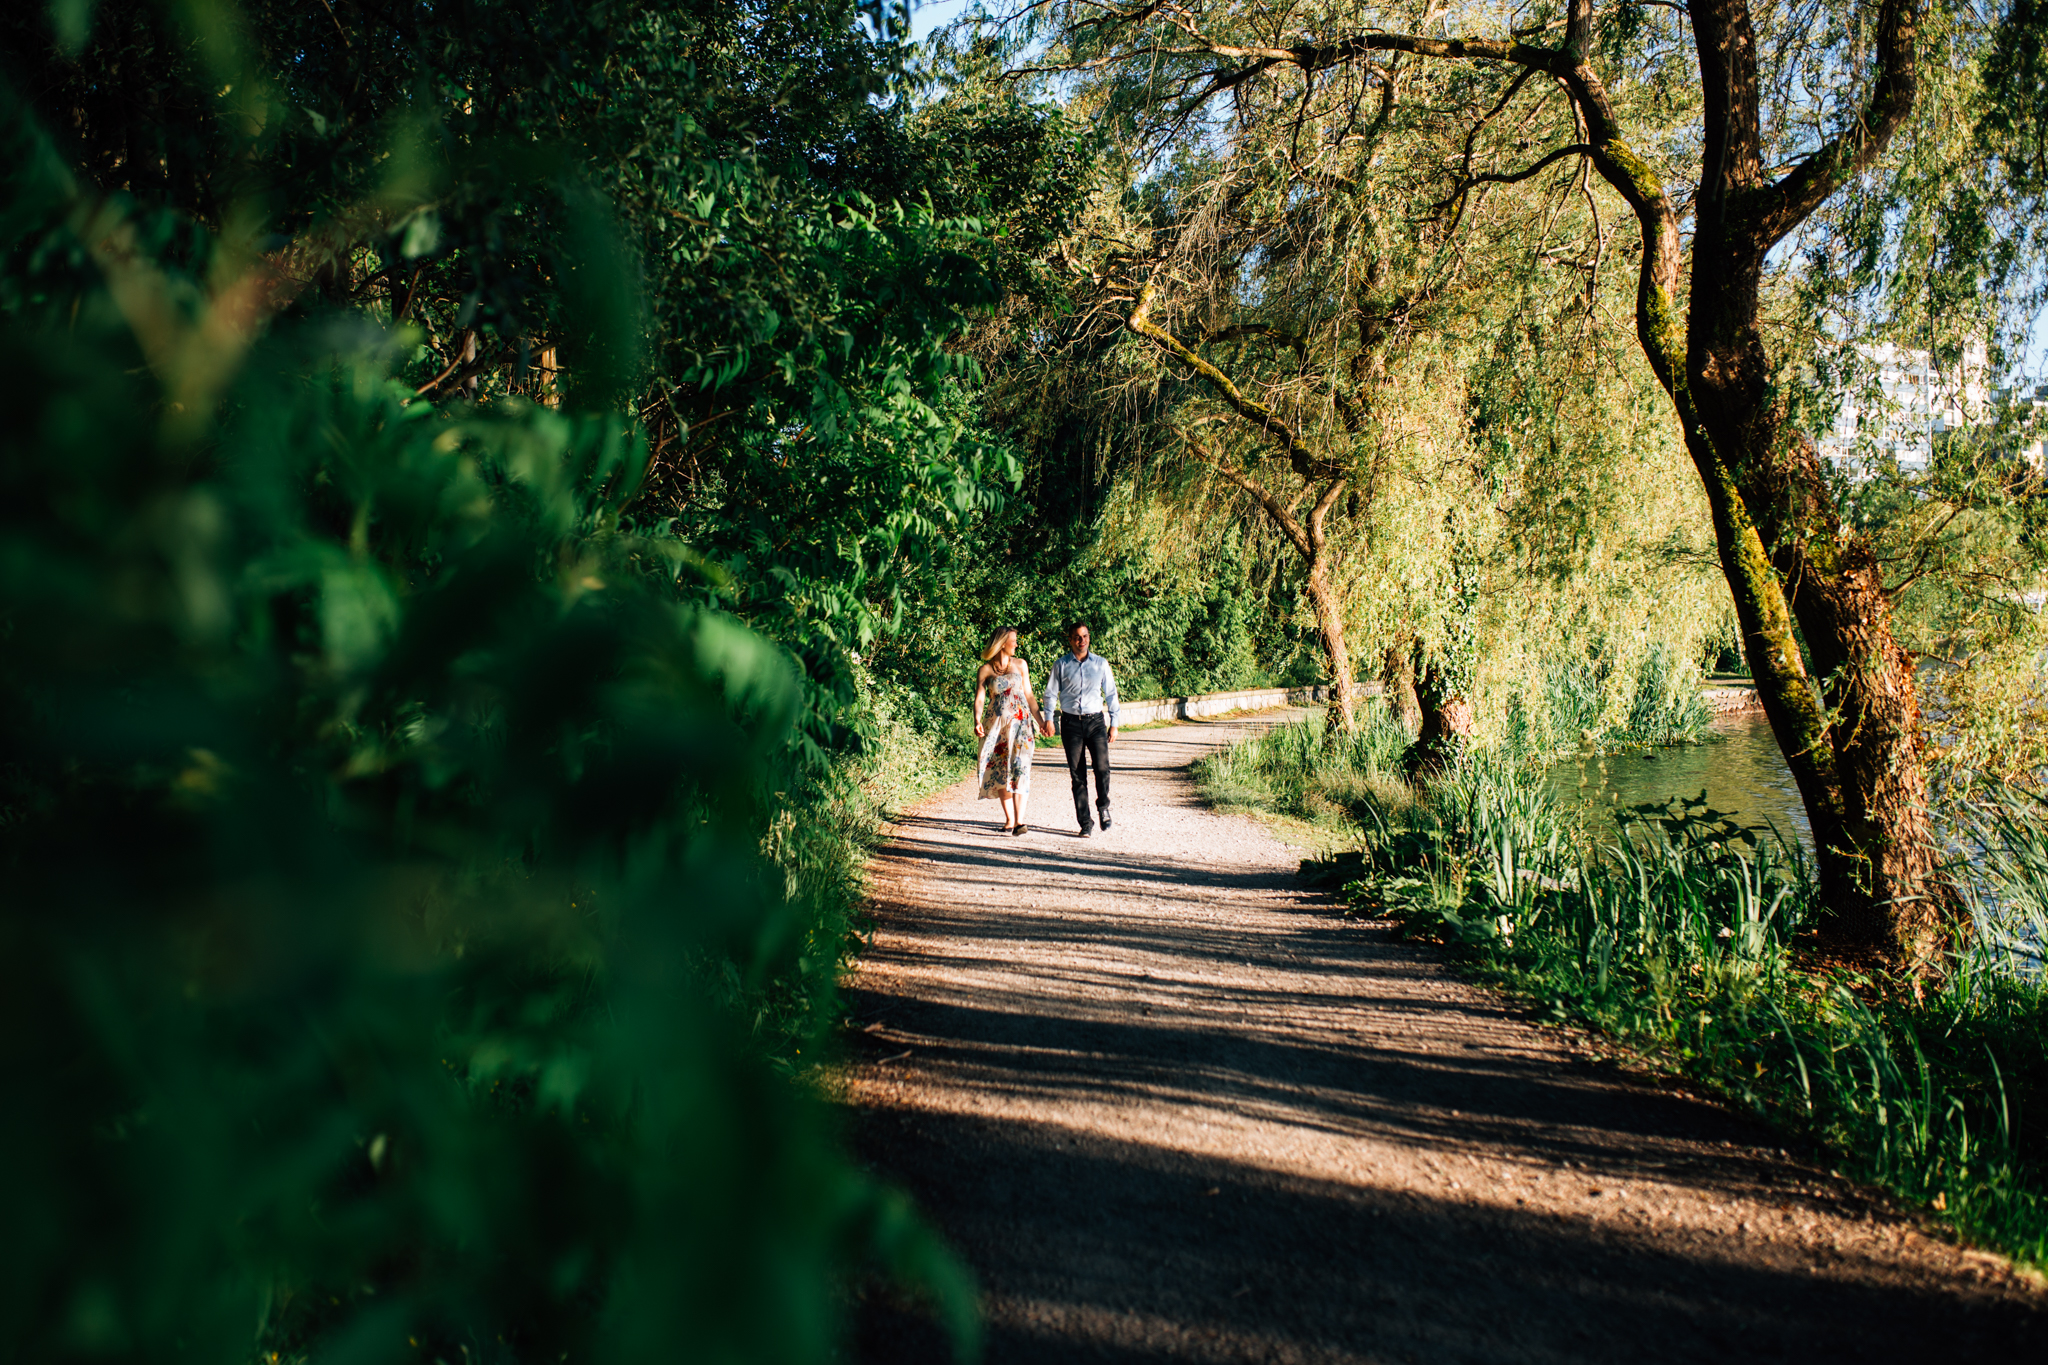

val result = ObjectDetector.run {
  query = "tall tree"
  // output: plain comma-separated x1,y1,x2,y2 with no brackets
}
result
1037,0,2003,972
977,46,1474,736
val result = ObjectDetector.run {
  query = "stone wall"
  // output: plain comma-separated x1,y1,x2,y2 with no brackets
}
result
1115,682,1384,726
1701,685,1763,713
1109,679,1762,725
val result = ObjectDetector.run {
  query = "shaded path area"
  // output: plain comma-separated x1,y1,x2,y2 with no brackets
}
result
842,714,2045,1363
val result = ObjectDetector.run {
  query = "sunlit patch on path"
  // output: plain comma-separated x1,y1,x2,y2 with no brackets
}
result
844,713,2046,1363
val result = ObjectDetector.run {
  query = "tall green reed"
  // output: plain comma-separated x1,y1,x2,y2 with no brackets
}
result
1191,712,1412,827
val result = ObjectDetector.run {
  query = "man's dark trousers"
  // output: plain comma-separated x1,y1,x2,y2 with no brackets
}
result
1060,711,1111,830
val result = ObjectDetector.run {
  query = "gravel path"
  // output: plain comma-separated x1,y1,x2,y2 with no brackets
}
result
842,712,2046,1363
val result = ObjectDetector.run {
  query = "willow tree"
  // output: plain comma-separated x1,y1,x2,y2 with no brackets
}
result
979,41,1516,740
1115,122,1438,736
1034,0,2004,971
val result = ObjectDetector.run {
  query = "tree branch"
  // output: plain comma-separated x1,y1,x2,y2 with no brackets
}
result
1753,0,1920,244
1565,0,1595,54
1182,431,1314,560
1306,476,1347,554
1128,281,1343,481
1043,26,1667,225
1435,143,1594,222
413,336,500,397
1453,68,1536,196
1200,322,1308,360
1074,17,1688,447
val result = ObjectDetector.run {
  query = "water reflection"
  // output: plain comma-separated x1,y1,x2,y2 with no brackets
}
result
1546,710,1812,855
1544,713,2048,967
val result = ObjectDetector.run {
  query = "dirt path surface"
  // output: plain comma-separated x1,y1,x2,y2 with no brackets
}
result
843,713,2046,1364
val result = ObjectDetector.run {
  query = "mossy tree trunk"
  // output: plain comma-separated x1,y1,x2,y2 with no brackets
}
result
1105,0,1949,970
1305,537,1359,735
1405,645,1475,776
1649,0,1947,969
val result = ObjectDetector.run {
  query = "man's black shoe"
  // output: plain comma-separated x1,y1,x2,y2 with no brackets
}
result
1099,811,1113,832
1078,825,1094,838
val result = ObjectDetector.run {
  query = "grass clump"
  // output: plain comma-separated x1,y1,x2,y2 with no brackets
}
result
1517,641,1716,753
1199,720,2048,1269
1192,712,1413,829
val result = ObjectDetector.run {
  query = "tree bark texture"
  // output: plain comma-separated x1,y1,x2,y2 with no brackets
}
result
1306,562,1358,734
1304,479,1358,733
1745,432,1952,964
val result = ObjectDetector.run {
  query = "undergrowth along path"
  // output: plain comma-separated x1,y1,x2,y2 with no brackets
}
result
843,713,2045,1363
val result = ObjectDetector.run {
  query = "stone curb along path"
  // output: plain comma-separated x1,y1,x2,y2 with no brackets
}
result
842,712,2045,1364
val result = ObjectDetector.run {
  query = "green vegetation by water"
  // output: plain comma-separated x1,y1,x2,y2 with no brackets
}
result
1196,718,2048,1269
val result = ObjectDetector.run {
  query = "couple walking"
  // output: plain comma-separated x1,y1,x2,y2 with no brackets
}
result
973,622,1120,838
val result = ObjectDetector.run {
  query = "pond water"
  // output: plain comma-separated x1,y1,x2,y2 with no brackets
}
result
1546,709,1813,854
1545,711,2047,964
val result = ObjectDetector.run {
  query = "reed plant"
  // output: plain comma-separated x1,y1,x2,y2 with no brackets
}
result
1191,712,1412,828
1502,643,1716,756
1203,722,2048,1268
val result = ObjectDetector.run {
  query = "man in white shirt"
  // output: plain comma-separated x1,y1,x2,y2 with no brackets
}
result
1040,621,1120,837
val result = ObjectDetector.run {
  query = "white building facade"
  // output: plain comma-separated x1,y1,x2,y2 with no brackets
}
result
1814,341,1992,476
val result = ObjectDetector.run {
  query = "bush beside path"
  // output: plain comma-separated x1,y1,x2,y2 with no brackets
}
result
841,713,2045,1363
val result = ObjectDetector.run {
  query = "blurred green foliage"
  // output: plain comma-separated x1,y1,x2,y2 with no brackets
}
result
2,1,1001,1360
1,0,1032,751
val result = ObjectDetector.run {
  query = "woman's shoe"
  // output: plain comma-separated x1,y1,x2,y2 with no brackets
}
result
1012,822,1028,836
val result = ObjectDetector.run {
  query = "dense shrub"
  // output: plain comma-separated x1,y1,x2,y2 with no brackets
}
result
0,4,990,1357
0,285,979,1362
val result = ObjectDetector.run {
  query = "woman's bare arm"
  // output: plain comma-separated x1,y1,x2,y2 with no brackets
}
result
1016,661,1036,711
973,663,993,736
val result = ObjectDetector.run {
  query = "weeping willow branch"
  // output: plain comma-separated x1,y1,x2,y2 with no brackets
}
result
1127,280,1343,481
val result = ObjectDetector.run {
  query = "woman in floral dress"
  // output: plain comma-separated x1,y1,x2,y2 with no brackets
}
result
974,626,1051,835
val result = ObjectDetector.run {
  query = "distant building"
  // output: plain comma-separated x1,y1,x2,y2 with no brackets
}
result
2007,381,2048,472
1814,341,1990,477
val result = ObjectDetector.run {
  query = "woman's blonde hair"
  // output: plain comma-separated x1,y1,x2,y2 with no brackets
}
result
980,626,1018,662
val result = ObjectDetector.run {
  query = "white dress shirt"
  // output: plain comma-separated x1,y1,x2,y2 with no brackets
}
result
1041,651,1120,728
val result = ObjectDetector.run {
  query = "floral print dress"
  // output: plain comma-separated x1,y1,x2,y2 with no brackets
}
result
977,665,1035,800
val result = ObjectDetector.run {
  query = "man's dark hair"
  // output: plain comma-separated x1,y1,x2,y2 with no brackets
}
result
1065,620,1090,635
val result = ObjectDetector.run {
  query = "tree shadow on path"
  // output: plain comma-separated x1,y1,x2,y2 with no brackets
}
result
845,716,2046,1363
851,1104,2040,1364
